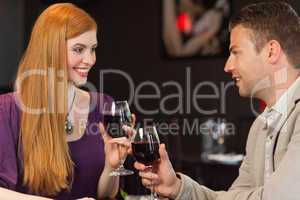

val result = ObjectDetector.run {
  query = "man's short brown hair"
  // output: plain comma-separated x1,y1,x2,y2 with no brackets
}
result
229,1,300,68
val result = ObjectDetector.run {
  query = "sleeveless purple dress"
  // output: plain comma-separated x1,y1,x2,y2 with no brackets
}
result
0,92,113,199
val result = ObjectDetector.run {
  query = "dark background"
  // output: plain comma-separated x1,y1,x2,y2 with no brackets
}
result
1,0,300,196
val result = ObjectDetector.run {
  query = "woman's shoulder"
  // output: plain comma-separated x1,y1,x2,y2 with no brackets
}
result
0,92,20,145
89,91,114,107
0,92,16,103
87,92,113,120
0,92,19,113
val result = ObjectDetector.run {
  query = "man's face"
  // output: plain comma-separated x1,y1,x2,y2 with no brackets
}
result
224,25,269,98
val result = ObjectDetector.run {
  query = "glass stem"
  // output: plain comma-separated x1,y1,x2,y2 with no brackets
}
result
118,144,126,167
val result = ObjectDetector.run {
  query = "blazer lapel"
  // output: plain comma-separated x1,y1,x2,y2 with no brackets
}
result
253,81,300,185
270,80,300,169
272,83,300,168
254,119,268,186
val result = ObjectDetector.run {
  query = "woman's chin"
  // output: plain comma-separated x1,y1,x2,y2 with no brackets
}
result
73,78,88,87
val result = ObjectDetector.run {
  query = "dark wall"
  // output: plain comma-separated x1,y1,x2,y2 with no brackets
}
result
3,0,300,192
85,0,256,156
23,0,253,117
8,0,300,135
0,0,24,90
16,0,282,173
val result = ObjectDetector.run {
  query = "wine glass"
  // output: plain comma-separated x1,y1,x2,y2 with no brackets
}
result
103,100,134,176
132,126,160,200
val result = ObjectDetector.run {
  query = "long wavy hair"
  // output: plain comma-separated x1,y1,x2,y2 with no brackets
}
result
15,3,97,196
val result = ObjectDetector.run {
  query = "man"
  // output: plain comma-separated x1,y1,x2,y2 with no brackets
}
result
135,1,300,200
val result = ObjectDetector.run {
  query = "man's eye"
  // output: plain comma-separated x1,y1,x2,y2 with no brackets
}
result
230,50,238,55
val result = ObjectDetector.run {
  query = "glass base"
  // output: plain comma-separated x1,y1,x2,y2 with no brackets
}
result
109,166,134,176
151,192,159,200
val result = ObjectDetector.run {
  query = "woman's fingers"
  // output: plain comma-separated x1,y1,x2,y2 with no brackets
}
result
108,137,131,147
122,125,136,138
131,113,136,127
99,123,131,146
98,122,110,141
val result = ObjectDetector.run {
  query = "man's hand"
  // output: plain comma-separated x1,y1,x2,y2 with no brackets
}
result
134,144,182,199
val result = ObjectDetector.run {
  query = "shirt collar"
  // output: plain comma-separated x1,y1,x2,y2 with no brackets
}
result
269,76,300,116
260,76,300,120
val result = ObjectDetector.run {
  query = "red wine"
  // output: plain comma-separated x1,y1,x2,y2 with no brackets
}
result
132,142,160,165
103,114,126,138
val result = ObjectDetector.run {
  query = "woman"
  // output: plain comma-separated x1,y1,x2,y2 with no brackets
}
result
0,3,129,199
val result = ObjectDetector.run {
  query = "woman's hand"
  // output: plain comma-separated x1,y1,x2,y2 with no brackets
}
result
131,113,136,128
98,113,136,169
99,122,131,169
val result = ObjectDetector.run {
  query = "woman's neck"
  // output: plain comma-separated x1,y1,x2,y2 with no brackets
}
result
68,82,76,109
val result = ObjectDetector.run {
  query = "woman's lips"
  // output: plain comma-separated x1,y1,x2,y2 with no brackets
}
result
73,68,89,77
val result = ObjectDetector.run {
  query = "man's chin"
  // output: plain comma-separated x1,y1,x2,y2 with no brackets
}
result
238,89,250,98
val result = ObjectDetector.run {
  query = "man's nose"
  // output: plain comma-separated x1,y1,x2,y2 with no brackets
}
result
224,58,234,73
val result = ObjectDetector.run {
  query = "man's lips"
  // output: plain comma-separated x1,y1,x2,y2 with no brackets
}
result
232,76,241,83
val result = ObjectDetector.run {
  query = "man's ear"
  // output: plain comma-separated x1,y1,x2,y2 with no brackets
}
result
267,40,282,64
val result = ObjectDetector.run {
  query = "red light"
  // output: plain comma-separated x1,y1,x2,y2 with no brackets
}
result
176,12,192,34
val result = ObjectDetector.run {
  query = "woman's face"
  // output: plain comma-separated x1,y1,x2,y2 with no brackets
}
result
67,30,97,86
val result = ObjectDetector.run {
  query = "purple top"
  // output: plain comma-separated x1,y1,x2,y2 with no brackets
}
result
0,92,113,199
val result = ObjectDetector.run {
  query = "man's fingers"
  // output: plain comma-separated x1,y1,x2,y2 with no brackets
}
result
134,161,147,170
141,178,159,190
141,178,153,187
139,171,159,180
159,143,169,161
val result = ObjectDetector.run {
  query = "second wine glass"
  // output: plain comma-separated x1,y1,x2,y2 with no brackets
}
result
132,125,160,200
103,100,134,176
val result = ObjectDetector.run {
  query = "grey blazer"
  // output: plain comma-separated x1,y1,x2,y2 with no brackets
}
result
175,84,300,200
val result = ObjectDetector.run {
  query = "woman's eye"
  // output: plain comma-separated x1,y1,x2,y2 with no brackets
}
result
73,47,84,54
